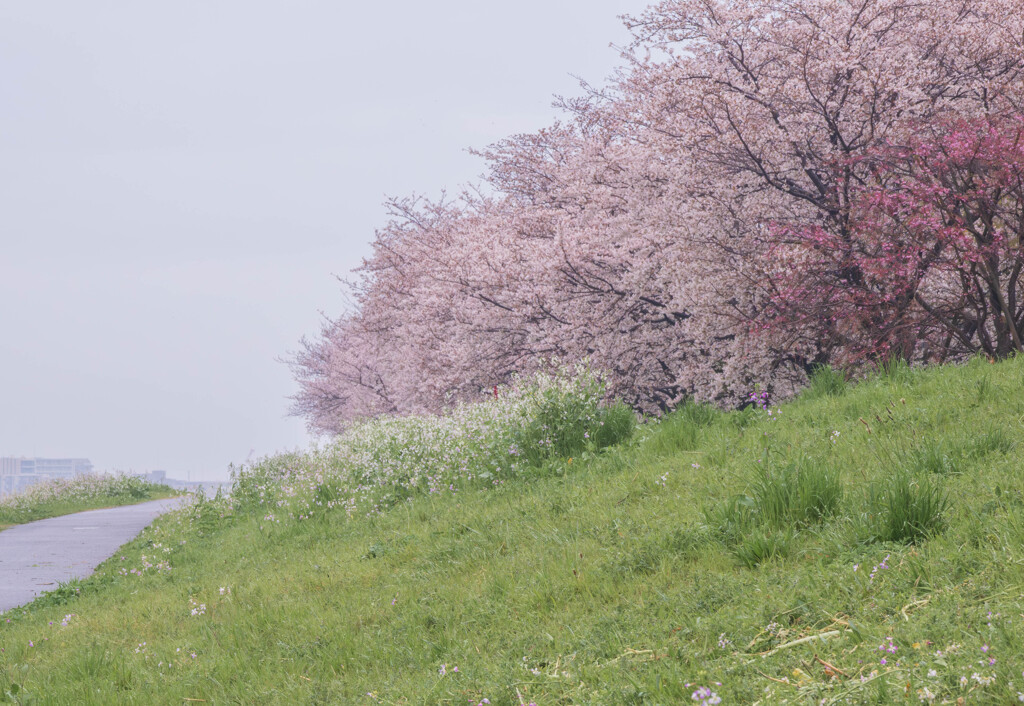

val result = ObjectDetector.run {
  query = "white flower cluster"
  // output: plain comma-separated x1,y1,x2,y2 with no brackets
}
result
231,366,622,522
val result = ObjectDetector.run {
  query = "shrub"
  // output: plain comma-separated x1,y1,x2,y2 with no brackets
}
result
510,367,609,465
106,474,151,499
229,453,305,512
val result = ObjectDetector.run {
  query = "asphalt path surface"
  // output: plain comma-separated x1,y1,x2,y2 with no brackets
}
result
0,498,182,613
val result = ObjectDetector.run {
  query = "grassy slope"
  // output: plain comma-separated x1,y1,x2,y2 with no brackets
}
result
2,358,1024,704
0,486,180,531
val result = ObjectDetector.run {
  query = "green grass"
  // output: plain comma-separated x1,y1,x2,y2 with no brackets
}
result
867,470,949,544
0,479,179,530
3,357,1024,703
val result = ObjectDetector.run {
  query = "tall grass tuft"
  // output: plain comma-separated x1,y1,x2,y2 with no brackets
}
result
974,372,993,402
675,399,721,428
590,402,637,450
648,414,700,454
967,428,1016,457
802,365,848,400
705,456,842,565
704,494,758,545
751,457,843,528
909,439,959,475
870,471,949,543
734,527,795,568
878,355,912,383
647,400,720,455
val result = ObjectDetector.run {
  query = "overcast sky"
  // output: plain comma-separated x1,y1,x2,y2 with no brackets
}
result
0,1,648,480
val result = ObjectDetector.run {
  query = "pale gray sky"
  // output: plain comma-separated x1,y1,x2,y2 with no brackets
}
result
0,1,647,480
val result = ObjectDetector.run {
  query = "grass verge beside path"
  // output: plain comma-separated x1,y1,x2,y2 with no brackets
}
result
0,475,180,530
3,358,1024,703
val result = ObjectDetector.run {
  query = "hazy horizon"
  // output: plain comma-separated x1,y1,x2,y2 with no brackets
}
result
0,1,648,481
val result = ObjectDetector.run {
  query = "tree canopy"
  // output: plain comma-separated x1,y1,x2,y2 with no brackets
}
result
292,0,1024,434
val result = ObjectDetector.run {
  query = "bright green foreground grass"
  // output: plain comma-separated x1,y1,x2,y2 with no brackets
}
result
0,476,179,531
3,358,1024,704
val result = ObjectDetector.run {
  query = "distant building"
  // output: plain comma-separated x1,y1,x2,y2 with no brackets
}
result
0,457,94,495
0,457,21,495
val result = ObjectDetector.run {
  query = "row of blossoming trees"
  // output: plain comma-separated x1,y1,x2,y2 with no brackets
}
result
292,0,1024,434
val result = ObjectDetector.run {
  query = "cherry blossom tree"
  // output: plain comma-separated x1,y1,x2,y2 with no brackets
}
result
611,0,1024,370
292,0,1024,432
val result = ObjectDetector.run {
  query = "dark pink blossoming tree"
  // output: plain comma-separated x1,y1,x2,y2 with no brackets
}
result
766,115,1024,363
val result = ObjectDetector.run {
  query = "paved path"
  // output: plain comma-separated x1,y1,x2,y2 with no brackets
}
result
0,498,183,613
